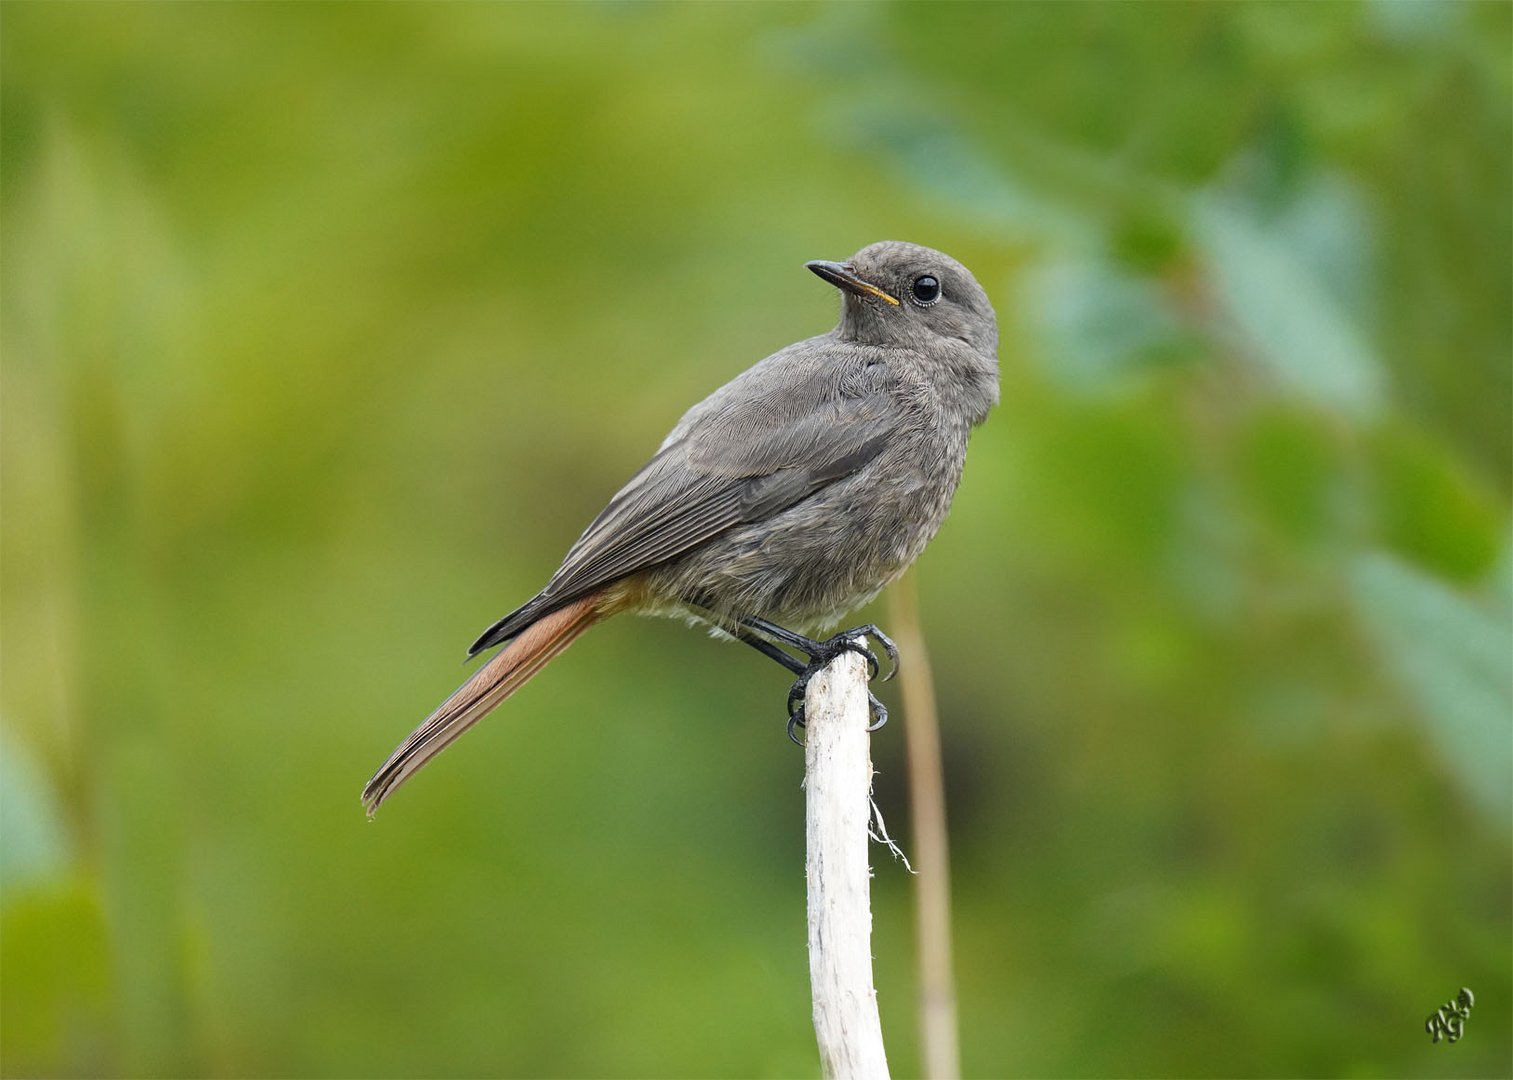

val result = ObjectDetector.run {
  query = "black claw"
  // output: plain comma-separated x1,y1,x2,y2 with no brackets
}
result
827,636,880,680
733,615,900,744
816,629,885,681
849,624,899,681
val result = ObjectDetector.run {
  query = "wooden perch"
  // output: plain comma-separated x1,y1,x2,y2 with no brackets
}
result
804,645,891,1080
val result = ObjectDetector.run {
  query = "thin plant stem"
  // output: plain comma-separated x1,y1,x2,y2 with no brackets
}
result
889,571,960,1079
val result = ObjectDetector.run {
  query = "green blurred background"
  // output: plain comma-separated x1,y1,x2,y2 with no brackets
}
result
3,3,1509,1077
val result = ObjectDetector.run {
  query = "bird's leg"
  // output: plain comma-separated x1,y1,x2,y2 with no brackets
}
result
729,626,817,744
729,630,811,745
737,616,898,742
732,628,805,674
740,617,899,682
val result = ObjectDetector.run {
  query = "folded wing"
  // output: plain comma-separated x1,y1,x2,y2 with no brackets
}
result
469,353,899,654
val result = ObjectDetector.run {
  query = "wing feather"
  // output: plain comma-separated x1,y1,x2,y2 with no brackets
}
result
468,347,904,654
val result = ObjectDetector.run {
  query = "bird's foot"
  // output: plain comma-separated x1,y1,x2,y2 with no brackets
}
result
781,626,896,745
786,687,889,745
738,617,898,681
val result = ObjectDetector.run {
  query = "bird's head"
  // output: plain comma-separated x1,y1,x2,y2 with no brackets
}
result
807,240,998,362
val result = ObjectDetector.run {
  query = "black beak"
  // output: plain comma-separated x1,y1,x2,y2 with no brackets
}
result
806,260,900,306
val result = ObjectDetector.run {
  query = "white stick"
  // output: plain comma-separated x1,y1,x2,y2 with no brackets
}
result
805,646,891,1080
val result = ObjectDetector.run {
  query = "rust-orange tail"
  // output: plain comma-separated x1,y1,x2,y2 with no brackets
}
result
362,594,604,816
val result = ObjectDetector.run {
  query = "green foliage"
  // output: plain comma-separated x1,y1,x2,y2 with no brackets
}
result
2,4,1508,1077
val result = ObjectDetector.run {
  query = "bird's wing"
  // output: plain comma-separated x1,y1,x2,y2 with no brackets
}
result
468,350,900,654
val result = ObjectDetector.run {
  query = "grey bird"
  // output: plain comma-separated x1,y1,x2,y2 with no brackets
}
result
362,240,998,815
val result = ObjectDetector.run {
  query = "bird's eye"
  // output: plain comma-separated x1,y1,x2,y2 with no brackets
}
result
910,275,941,306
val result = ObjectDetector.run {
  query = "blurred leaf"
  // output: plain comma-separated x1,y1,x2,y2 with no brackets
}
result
1351,551,1513,820
1024,255,1187,391
1370,419,1506,581
1194,194,1387,418
0,734,70,900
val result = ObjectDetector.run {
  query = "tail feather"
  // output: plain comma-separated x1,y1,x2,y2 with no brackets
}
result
467,594,547,657
362,594,602,816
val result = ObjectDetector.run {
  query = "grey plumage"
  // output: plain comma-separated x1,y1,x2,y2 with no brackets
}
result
472,240,997,645
368,240,998,814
